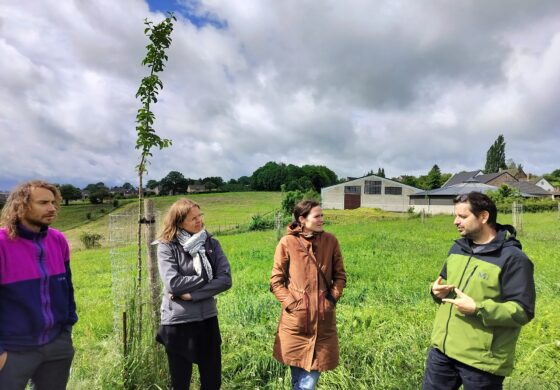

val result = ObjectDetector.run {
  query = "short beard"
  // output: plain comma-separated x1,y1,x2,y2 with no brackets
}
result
25,217,53,230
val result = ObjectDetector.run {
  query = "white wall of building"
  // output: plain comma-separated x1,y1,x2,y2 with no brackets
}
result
410,204,454,215
321,175,419,212
534,178,554,192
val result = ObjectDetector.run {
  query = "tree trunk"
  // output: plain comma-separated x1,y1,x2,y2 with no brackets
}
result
136,171,144,340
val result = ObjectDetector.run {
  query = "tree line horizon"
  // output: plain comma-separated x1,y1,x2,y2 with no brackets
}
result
4,135,559,205
39,162,560,207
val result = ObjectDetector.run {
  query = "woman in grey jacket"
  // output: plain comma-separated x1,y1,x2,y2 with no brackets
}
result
156,198,232,390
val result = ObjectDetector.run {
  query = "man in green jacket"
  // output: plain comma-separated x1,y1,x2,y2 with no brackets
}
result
423,192,535,390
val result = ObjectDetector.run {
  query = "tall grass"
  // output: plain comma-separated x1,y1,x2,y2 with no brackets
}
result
68,210,560,389
60,192,282,250
52,200,135,231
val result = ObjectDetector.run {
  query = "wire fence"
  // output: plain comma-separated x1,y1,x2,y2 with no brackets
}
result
109,210,162,334
209,209,281,235
109,208,171,388
108,205,282,336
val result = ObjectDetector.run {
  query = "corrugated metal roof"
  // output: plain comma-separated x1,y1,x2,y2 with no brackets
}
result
502,181,553,196
321,174,422,192
442,170,481,187
474,172,513,183
411,182,498,197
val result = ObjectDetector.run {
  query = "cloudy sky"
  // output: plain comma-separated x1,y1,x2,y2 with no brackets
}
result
1,0,559,190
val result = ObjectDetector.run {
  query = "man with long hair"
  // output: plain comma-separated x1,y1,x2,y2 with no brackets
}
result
0,180,77,389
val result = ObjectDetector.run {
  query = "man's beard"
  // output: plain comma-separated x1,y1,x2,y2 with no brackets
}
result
26,215,54,229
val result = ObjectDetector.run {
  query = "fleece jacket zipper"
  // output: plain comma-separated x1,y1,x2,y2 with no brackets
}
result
442,254,473,354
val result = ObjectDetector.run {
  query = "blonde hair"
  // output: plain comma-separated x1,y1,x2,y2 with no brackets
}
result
0,180,62,239
158,198,201,242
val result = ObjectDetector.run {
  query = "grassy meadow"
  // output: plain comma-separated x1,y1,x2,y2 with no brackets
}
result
58,192,282,250
64,193,560,389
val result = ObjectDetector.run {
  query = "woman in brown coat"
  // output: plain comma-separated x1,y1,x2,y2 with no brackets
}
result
270,200,347,390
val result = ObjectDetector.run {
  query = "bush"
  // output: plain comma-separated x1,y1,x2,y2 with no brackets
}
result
496,198,559,214
281,189,321,215
89,196,102,204
281,190,303,214
112,199,119,207
86,212,92,220
487,185,522,203
80,232,103,249
248,214,275,231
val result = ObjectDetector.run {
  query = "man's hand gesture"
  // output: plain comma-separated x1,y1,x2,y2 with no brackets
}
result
442,288,477,315
432,276,454,300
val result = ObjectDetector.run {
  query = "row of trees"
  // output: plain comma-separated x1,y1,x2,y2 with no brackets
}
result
397,165,452,190
251,162,338,192
52,139,559,205
57,182,135,205
143,162,338,196
145,171,251,195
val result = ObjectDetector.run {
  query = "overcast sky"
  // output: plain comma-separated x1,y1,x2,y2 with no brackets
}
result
1,0,559,190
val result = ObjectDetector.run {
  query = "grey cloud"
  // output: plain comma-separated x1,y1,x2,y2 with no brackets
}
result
1,0,560,190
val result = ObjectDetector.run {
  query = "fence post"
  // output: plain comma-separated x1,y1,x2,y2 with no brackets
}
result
512,201,523,232
144,199,160,325
275,212,284,241
122,311,128,356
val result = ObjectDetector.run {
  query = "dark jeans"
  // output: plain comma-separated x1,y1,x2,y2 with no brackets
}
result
0,330,74,390
159,317,222,390
423,347,505,390
167,350,221,390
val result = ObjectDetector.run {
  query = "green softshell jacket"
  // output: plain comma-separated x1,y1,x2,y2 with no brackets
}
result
430,224,535,376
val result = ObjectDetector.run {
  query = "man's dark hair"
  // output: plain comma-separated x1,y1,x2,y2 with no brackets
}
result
454,191,498,229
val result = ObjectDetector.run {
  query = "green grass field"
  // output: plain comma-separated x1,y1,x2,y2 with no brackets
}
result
66,194,560,389
59,192,282,250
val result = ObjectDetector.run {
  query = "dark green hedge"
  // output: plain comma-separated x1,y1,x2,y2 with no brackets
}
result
496,198,559,214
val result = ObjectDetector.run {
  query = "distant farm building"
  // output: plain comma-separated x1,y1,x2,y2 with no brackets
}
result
321,175,421,212
528,177,556,192
109,186,137,198
411,168,558,214
187,184,206,193
442,169,556,198
410,181,499,214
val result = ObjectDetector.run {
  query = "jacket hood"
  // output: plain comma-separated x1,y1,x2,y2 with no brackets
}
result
455,224,521,255
286,224,323,238
286,224,303,236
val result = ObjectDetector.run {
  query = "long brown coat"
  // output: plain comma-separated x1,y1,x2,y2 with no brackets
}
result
270,226,347,372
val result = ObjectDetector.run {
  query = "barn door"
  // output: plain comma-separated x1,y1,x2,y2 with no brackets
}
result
344,186,361,209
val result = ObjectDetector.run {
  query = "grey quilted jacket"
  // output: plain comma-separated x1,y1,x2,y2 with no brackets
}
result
157,232,232,324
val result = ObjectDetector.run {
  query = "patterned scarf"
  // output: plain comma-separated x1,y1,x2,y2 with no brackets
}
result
176,229,214,281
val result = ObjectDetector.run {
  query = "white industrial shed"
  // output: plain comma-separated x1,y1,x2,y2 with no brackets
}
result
321,175,421,212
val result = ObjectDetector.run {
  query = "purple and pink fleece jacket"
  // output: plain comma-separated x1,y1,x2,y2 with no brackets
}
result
0,225,77,354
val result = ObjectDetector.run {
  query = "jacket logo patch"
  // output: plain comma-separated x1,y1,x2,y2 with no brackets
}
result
478,271,489,280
